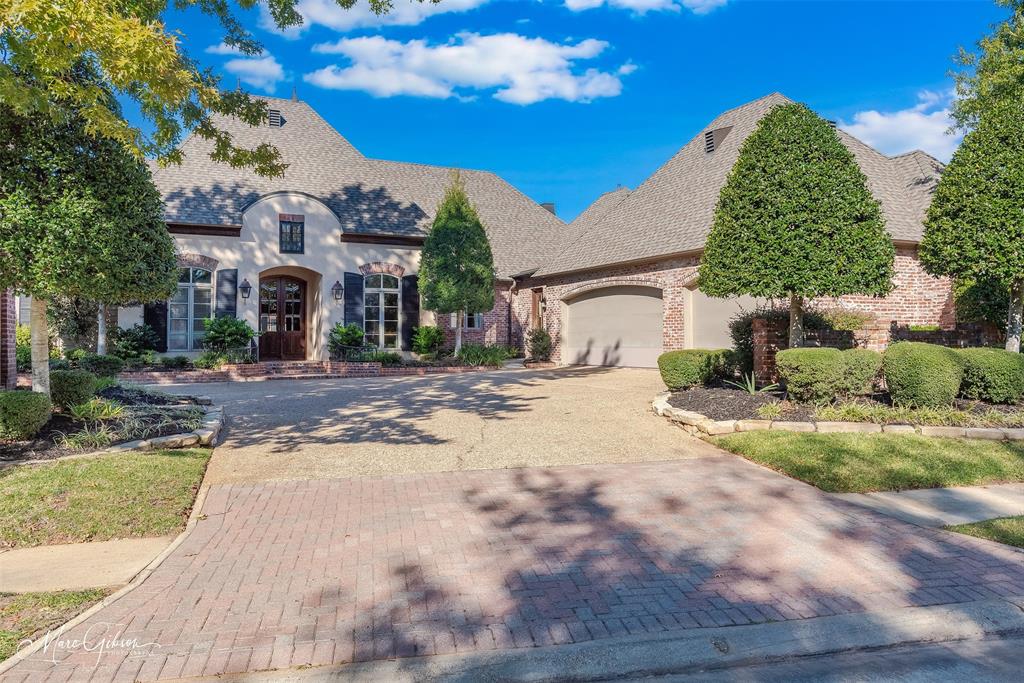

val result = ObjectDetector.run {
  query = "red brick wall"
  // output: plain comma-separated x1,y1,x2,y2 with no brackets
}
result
0,289,16,390
438,283,516,349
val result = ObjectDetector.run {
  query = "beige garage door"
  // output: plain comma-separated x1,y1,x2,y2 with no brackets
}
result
564,286,664,368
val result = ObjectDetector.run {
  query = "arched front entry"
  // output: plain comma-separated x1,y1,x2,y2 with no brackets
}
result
563,285,664,368
259,276,307,360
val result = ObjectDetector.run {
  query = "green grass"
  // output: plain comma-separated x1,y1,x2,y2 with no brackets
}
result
813,402,1024,428
1,589,110,661
947,516,1024,548
712,431,1024,493
0,449,211,548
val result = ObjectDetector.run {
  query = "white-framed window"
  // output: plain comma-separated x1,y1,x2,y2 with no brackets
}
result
169,267,213,351
363,274,400,349
450,312,484,329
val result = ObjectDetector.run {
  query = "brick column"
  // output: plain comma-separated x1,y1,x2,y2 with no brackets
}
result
0,290,16,389
752,317,787,383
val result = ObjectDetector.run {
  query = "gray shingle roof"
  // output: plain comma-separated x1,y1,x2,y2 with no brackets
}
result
535,93,943,277
570,187,631,232
152,96,566,278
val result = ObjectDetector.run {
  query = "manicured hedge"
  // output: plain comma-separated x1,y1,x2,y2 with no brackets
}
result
882,342,963,407
78,353,125,378
840,348,883,396
957,347,1024,404
49,369,98,410
775,348,844,402
658,349,728,390
0,391,52,440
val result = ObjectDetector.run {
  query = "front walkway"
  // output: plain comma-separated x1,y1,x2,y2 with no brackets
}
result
836,483,1024,527
4,369,1024,680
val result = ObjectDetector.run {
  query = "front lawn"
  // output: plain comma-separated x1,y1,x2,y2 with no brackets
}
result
0,589,110,661
0,449,211,548
948,516,1024,549
712,431,1024,493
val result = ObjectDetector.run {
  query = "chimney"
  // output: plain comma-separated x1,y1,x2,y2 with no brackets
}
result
291,85,299,102
540,202,556,216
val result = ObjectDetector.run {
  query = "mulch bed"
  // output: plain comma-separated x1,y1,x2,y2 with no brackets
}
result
0,387,202,464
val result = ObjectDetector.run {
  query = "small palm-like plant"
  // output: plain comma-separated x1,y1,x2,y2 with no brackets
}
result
724,372,779,395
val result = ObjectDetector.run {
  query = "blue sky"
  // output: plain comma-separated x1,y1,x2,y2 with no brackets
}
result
161,0,1010,220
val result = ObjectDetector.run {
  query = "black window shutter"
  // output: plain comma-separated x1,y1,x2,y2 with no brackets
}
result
401,275,419,351
215,269,238,319
143,301,168,352
344,272,364,328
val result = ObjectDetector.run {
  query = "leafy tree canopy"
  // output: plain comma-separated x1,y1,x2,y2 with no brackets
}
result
952,0,1024,129
699,103,894,301
419,173,496,317
0,0,436,176
0,68,178,305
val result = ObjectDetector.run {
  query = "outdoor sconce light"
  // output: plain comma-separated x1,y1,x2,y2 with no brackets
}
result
239,278,252,300
332,280,344,302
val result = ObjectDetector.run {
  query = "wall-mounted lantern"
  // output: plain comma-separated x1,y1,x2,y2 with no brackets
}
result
332,280,344,302
239,278,253,300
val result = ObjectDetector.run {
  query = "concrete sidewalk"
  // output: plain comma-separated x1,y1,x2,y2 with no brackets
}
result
834,483,1024,527
0,536,174,592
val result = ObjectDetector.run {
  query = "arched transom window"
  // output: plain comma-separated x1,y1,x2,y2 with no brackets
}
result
364,274,399,349
169,267,212,351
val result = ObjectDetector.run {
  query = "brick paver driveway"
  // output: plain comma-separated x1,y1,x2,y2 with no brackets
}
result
6,369,1024,681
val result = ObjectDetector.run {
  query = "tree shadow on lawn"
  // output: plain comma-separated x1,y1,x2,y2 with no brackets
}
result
207,366,617,454
322,458,1024,674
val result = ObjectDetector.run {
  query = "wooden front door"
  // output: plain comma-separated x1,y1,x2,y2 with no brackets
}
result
259,277,306,360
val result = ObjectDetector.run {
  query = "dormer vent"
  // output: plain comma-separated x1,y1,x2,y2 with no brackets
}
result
704,130,716,154
704,126,732,155
268,109,283,127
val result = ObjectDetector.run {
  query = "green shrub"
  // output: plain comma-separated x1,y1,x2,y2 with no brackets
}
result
15,324,30,372
775,348,844,402
50,369,98,410
109,323,160,359
160,355,192,370
412,326,445,356
0,391,52,440
78,353,125,378
358,350,403,366
202,317,256,352
526,327,552,361
456,344,511,367
882,342,963,407
48,358,71,371
728,305,829,373
840,349,883,396
328,323,368,359
65,347,89,362
193,351,227,370
822,307,873,332
657,349,728,390
957,347,1024,404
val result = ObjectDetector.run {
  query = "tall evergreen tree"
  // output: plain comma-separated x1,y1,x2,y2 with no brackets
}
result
419,173,495,354
699,103,894,347
0,71,177,394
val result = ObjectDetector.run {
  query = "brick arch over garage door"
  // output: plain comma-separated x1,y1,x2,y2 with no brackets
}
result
562,284,664,368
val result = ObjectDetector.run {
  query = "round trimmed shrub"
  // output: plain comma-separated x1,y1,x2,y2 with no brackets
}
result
78,353,125,378
775,348,844,402
50,369,98,410
657,349,728,390
840,348,883,396
0,391,52,440
957,347,1024,404
882,342,963,407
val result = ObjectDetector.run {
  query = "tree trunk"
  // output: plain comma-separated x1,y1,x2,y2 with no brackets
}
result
454,310,463,355
96,304,107,355
789,293,805,348
30,297,50,395
1007,279,1024,353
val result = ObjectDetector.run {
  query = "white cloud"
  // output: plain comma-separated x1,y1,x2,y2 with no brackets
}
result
224,55,286,93
839,90,962,162
564,0,726,15
260,0,491,37
305,32,631,105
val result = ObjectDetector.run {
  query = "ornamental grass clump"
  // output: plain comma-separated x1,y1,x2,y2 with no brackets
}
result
957,347,1024,404
882,342,963,407
657,349,728,390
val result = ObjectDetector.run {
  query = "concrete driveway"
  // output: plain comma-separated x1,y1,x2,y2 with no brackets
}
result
182,367,721,485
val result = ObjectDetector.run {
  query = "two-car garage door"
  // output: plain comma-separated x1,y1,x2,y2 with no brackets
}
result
563,286,663,368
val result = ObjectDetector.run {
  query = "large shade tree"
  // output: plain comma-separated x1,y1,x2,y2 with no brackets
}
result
699,103,894,347
0,70,178,394
921,98,1024,352
0,0,437,176
419,173,495,354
